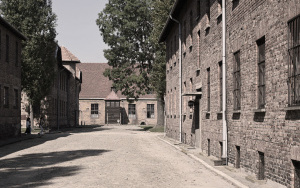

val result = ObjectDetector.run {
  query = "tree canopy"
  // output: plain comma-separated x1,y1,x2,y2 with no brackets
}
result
150,0,175,100
97,0,174,101
0,0,57,109
97,0,154,99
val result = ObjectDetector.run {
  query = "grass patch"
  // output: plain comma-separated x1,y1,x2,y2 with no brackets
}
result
139,125,164,132
149,126,164,132
140,126,153,131
21,127,41,134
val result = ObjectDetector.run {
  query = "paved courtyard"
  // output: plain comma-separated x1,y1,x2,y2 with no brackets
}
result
0,125,236,188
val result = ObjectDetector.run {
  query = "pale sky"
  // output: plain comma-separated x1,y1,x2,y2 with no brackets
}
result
52,0,109,63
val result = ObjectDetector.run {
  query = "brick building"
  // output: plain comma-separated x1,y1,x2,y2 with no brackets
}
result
21,46,82,129
77,63,158,126
160,0,299,187
0,17,26,140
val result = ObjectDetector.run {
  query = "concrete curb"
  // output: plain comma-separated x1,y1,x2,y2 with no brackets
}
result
157,136,249,188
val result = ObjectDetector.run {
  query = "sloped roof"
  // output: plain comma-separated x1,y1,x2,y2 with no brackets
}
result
61,46,80,63
77,63,157,99
0,16,26,40
105,90,120,100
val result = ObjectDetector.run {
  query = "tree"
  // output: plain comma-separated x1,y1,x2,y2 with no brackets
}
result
0,0,57,114
149,0,174,126
150,0,175,100
96,0,154,99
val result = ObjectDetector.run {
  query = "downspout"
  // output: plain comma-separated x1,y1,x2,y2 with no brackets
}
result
169,15,182,143
221,0,228,164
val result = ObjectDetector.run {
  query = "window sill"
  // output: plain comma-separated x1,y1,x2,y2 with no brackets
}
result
253,108,266,113
216,13,222,20
284,106,300,111
233,110,241,114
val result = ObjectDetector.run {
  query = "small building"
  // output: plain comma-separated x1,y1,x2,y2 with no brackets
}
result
160,0,299,187
77,63,158,126
0,16,26,140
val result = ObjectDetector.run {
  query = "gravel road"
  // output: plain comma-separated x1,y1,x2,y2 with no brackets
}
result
0,125,235,188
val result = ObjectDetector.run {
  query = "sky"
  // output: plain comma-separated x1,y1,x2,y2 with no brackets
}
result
52,0,109,63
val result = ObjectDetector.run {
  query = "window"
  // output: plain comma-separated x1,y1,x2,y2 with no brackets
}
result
128,104,136,119
171,41,173,57
232,0,240,10
206,0,210,21
147,104,155,118
190,11,193,41
288,15,300,106
174,35,176,53
219,61,223,111
233,51,241,110
197,0,200,18
6,35,9,62
0,30,1,59
15,42,19,67
207,68,210,111
236,146,241,168
4,86,9,108
257,37,266,109
91,104,99,114
258,151,265,180
14,89,18,109
183,20,186,45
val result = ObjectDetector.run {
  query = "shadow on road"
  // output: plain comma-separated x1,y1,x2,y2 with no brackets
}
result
0,125,111,158
0,149,110,188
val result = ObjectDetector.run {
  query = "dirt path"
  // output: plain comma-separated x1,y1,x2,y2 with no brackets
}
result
0,125,236,188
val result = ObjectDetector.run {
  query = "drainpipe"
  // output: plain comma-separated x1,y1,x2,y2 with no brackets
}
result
222,0,228,164
169,15,182,143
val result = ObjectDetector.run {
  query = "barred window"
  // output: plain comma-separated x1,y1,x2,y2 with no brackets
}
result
257,37,266,109
16,42,19,67
91,103,99,114
128,104,136,119
207,68,210,111
190,11,193,39
233,51,241,110
197,0,200,18
206,0,210,21
6,35,9,63
4,86,9,108
14,89,18,109
288,15,300,106
147,104,155,118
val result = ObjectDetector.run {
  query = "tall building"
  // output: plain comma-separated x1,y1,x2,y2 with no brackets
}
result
159,0,300,187
0,16,26,139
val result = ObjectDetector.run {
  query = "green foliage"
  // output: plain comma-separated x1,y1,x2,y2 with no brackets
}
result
0,0,57,109
96,0,154,99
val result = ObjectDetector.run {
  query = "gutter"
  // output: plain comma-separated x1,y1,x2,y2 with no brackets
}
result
169,15,182,143
221,0,228,164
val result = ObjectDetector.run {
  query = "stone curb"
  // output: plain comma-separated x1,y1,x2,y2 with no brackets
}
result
157,136,249,188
